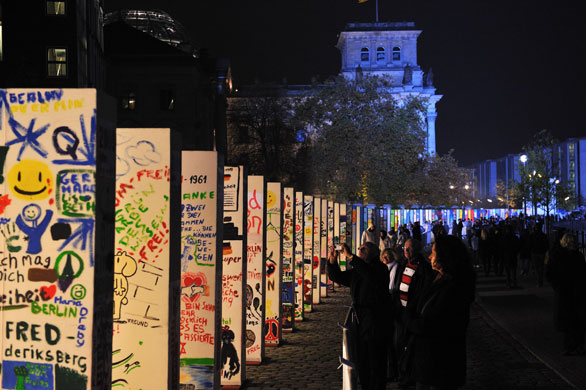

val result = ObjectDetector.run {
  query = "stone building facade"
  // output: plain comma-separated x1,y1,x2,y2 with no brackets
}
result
336,22,442,156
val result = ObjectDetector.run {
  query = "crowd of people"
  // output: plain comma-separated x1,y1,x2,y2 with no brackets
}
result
328,214,586,389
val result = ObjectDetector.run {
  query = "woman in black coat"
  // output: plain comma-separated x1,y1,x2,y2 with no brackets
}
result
546,232,586,355
405,235,475,390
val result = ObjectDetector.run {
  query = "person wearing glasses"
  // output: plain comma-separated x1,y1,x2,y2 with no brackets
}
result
328,242,389,390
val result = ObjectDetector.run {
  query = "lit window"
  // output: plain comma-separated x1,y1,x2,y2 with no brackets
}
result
47,48,67,77
46,1,66,15
360,47,369,62
121,92,136,110
160,89,174,111
392,46,401,61
376,47,385,62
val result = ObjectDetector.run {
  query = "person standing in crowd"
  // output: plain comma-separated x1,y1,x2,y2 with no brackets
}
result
465,219,473,246
470,229,479,269
362,223,377,245
493,225,505,276
488,224,499,276
397,225,411,249
412,221,422,243
546,232,586,356
328,242,389,390
501,225,520,288
389,227,398,248
380,230,393,253
432,221,447,242
395,238,433,389
381,248,405,382
479,228,492,276
518,227,531,276
404,235,476,390
529,223,549,287
457,219,464,239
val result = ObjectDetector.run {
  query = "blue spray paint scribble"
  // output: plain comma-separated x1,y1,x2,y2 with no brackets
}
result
57,217,95,266
5,118,50,161
53,110,96,166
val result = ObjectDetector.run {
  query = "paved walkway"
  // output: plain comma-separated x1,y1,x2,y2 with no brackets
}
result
245,280,576,389
477,272,586,389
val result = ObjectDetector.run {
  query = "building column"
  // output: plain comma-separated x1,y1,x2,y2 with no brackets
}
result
426,111,437,156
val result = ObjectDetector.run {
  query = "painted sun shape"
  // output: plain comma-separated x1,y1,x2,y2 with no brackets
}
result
266,190,276,208
7,160,54,201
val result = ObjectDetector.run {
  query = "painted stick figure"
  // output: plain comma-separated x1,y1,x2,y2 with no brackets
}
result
113,251,138,321
15,204,53,254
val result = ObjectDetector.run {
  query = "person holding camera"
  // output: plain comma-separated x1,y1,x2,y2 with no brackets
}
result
328,242,390,390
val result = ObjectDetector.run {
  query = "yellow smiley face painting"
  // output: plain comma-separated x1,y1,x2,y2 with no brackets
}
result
266,190,276,209
7,160,54,201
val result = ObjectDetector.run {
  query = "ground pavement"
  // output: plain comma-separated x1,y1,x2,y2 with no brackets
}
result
245,278,576,390
477,271,586,389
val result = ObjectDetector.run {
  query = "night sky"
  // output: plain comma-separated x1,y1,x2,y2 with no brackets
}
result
106,0,586,166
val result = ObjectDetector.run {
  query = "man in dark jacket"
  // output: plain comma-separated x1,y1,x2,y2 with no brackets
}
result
328,242,389,390
395,238,433,388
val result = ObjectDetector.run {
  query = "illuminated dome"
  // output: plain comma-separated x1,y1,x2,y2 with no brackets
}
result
105,9,197,56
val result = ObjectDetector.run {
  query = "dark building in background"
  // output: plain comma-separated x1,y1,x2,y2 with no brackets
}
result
0,0,105,89
104,9,229,153
104,9,197,57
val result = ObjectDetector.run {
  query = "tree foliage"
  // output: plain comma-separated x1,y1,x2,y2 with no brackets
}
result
416,152,473,207
226,87,300,183
296,75,470,206
495,179,521,209
512,129,578,219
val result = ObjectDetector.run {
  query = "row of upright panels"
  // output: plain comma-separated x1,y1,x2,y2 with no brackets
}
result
0,89,348,390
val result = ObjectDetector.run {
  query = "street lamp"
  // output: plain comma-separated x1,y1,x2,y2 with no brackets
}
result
519,154,528,216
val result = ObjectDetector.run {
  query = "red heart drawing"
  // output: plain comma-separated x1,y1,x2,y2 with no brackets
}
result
40,285,57,301
181,272,207,303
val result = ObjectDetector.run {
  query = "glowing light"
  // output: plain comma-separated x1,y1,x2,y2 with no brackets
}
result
487,199,493,203
520,154,528,163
